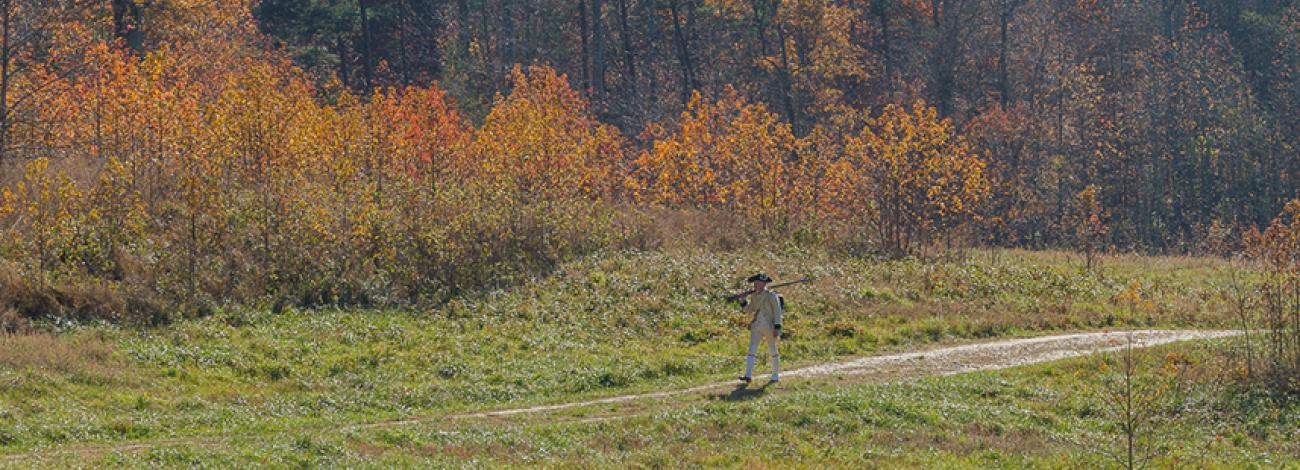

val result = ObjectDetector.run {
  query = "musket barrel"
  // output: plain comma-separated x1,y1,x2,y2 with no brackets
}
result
723,277,813,301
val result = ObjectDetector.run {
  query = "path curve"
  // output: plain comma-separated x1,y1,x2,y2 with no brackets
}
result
3,329,1239,464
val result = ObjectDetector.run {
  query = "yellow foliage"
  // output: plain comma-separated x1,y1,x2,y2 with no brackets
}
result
630,89,797,223
1,159,84,272
837,101,989,255
472,65,623,199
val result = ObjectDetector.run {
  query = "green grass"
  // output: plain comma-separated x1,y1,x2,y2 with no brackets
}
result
0,248,1281,467
13,339,1297,468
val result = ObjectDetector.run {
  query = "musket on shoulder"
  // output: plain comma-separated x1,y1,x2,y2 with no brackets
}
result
723,277,814,302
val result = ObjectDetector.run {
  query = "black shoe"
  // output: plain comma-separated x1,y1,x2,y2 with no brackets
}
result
739,376,752,383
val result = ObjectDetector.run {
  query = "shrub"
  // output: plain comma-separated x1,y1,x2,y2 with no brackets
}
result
1093,336,1188,469
0,55,644,318
472,65,624,199
628,89,798,226
1241,199,1300,396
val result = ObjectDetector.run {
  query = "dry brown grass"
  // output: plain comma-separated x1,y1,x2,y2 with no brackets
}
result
0,262,57,317
0,307,29,334
998,248,1235,272
871,423,1048,457
418,442,524,463
0,331,121,381
0,261,165,324
632,207,763,253
348,440,389,458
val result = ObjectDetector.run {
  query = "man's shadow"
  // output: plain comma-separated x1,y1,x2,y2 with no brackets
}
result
711,381,775,402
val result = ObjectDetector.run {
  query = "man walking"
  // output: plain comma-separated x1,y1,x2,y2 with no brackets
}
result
738,273,783,383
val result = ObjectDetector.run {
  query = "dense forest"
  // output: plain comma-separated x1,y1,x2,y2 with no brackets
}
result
0,0,1298,317
249,0,1300,250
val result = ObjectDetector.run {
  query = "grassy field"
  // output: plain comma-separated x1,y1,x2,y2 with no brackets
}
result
21,339,1294,468
1,248,1289,467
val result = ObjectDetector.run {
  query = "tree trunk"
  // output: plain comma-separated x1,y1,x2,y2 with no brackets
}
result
0,0,10,163
397,5,410,84
669,0,697,104
337,35,350,88
457,0,471,53
751,0,796,133
998,6,1011,108
641,0,660,100
775,22,799,134
359,0,375,91
618,0,636,100
592,0,607,102
876,0,893,94
499,0,515,75
929,0,960,117
579,0,591,90
750,0,771,65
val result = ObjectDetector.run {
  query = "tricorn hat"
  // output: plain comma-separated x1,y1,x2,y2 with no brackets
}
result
747,273,773,283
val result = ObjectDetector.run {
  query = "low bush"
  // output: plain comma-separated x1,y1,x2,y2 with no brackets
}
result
0,262,166,325
1239,199,1300,397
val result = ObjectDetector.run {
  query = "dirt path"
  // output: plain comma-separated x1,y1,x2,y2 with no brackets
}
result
2,329,1238,464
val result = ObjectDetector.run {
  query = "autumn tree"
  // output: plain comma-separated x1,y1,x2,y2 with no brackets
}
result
966,61,1125,248
840,101,988,257
629,89,797,224
472,65,623,199
0,158,82,273
1243,199,1300,395
0,0,98,163
769,0,873,133
1269,6,1300,216
6,0,1300,318
1073,184,1109,270
1126,6,1269,249
370,83,472,185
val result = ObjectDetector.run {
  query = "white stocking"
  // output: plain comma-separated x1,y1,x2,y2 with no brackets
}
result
743,328,761,378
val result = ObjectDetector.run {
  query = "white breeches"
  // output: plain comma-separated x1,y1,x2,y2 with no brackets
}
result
744,328,780,378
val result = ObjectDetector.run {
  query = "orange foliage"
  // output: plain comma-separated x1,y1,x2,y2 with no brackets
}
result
1246,199,1300,274
369,84,472,180
629,89,797,222
771,0,870,117
2,11,1013,312
38,43,200,163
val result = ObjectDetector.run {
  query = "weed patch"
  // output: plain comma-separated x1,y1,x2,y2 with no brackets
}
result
0,332,120,382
